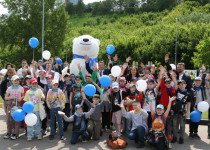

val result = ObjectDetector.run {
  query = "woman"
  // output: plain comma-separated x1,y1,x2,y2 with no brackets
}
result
125,66,140,82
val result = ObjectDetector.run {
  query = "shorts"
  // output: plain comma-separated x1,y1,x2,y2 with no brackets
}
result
112,110,122,124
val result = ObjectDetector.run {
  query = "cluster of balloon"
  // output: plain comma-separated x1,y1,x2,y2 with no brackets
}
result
12,102,37,126
190,101,209,123
84,84,96,96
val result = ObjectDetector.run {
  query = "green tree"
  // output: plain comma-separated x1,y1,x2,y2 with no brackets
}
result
0,0,68,68
66,2,75,15
76,0,85,16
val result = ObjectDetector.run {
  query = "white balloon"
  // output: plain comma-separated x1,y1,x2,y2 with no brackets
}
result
136,80,147,91
170,64,176,70
197,101,209,112
42,50,51,60
111,66,121,77
25,113,37,126
0,69,7,76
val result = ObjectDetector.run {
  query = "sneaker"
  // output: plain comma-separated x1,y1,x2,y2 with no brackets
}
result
10,134,18,140
171,137,177,143
60,136,64,140
82,139,87,142
194,133,200,139
3,133,11,139
168,142,173,149
179,138,184,144
37,136,42,140
49,135,54,140
42,129,47,135
189,133,194,138
27,138,32,141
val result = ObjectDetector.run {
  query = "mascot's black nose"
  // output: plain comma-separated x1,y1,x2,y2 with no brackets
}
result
83,38,89,42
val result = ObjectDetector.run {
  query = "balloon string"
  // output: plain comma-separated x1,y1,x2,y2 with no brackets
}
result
33,48,34,61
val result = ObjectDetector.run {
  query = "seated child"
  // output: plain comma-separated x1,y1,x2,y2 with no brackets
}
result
59,102,96,144
149,94,176,150
118,101,148,148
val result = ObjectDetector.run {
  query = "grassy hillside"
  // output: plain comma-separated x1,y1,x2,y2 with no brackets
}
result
66,2,210,69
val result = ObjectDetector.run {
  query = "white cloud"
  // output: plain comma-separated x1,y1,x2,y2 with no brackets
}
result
83,0,104,5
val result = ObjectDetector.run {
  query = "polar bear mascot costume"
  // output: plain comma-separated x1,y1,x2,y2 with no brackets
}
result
69,35,100,76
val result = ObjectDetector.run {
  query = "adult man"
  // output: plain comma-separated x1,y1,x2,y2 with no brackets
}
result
17,59,28,76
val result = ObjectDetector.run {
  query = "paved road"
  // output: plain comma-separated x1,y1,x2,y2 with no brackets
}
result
0,108,209,150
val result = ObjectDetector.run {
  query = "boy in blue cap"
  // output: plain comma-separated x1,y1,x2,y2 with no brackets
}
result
59,101,96,144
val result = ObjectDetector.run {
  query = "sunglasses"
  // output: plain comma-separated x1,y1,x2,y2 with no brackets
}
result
71,76,75,78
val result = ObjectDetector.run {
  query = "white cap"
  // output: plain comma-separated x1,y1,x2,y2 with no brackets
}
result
11,75,20,81
52,80,59,85
194,77,202,81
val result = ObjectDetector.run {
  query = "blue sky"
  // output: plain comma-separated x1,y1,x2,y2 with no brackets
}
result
0,0,104,15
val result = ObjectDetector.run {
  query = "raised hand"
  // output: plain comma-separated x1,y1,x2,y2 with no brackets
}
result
165,54,169,63
108,54,111,60
123,63,128,69
169,96,176,102
117,103,124,108
77,63,82,71
126,56,131,63
93,63,98,71
84,55,89,63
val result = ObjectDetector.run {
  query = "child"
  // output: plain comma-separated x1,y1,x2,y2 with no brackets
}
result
23,78,45,141
60,73,73,131
107,82,129,137
91,79,112,132
46,80,66,140
82,94,102,140
119,77,127,92
118,101,148,148
4,75,24,140
171,80,191,144
143,79,157,129
59,103,96,144
190,77,205,139
70,75,83,114
150,95,176,150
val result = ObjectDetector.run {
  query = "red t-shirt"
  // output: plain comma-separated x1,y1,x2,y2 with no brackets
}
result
159,78,176,108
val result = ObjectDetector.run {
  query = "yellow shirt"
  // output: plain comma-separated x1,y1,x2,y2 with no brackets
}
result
23,89,44,112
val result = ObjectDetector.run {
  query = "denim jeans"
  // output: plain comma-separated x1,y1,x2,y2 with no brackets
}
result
27,111,42,138
50,107,63,137
127,125,145,147
71,130,89,144
172,114,185,138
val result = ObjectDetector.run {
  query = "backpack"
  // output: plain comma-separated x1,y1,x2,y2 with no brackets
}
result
171,92,188,114
107,132,127,149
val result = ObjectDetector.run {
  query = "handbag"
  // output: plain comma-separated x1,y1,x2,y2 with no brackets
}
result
38,89,47,121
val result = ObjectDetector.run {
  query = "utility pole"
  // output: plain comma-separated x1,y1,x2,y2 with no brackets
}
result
175,18,177,66
42,0,45,61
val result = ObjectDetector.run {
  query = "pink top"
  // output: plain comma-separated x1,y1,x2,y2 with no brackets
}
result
6,85,24,99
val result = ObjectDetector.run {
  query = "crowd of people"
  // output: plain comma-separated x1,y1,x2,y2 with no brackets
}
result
0,54,209,149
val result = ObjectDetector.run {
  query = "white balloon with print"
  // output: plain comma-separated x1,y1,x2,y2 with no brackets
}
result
0,69,7,76
42,50,51,60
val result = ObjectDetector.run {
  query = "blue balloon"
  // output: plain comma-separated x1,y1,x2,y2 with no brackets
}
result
29,37,39,48
84,84,96,97
100,75,111,88
56,59,62,65
106,45,115,55
12,109,26,122
23,102,34,113
75,93,81,98
190,110,202,123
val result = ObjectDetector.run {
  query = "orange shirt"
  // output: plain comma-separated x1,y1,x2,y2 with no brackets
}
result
151,113,167,132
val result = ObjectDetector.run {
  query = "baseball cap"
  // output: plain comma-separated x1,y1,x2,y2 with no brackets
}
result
194,77,202,81
147,79,155,83
119,77,126,81
178,80,186,84
52,80,58,85
164,78,172,83
75,104,83,110
129,84,136,88
64,73,70,77
156,104,164,110
46,75,53,79
131,77,138,81
25,75,32,79
11,75,20,81
112,82,119,89
30,78,38,84
38,60,43,63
